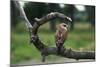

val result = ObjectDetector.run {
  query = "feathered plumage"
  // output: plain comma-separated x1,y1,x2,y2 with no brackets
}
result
55,23,69,53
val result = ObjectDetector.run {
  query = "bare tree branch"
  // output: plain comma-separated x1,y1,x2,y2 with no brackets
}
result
14,1,33,29
34,12,72,26
30,12,95,62
14,1,95,62
14,1,33,43
31,34,95,62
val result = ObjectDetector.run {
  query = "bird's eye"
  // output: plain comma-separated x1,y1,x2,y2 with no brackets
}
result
63,25,66,27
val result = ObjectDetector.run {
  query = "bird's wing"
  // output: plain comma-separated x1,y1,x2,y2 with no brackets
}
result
61,29,68,43
55,30,60,42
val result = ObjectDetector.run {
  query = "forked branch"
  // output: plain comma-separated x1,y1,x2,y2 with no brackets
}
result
14,1,95,62
30,12,95,62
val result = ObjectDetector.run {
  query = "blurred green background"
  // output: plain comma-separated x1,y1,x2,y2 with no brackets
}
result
11,1,95,64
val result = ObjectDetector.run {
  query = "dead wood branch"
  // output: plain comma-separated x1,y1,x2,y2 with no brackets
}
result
30,12,95,62
13,1,95,62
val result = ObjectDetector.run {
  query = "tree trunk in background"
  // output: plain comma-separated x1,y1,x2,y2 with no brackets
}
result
70,6,74,30
86,6,95,27
49,20,56,31
63,5,75,30
47,3,61,31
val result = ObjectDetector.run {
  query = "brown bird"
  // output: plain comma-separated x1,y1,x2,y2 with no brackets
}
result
55,23,69,53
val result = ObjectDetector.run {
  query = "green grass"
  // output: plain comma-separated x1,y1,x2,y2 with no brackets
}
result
11,22,95,64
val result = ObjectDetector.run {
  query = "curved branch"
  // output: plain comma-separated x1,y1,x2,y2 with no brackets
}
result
12,1,95,61
30,12,95,62
34,12,72,26
31,34,95,62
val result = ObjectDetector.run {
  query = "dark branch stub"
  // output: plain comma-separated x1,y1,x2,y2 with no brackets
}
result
29,12,95,62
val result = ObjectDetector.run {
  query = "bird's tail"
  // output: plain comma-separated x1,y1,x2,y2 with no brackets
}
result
56,42,63,54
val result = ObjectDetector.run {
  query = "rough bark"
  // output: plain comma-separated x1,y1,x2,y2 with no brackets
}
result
14,1,95,62
30,12,95,62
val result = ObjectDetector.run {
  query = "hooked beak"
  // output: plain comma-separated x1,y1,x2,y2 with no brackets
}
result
65,24,69,28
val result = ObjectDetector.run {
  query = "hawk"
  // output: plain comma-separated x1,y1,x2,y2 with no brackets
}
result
55,23,69,53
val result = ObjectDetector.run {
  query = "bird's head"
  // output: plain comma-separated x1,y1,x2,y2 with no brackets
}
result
56,23,70,32
60,23,69,30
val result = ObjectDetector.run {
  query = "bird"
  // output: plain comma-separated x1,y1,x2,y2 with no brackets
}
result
55,23,69,53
